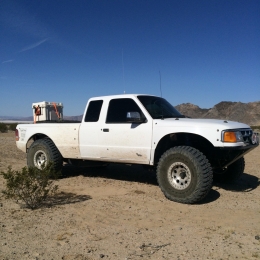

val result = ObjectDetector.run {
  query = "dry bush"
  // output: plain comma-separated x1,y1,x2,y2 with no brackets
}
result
1,163,60,210
8,123,18,131
0,123,8,133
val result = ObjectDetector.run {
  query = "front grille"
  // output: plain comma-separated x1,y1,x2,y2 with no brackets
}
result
240,128,253,143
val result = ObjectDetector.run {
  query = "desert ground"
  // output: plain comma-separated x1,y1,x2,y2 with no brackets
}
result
0,131,260,260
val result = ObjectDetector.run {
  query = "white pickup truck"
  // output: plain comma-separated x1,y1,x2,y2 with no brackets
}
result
15,94,259,204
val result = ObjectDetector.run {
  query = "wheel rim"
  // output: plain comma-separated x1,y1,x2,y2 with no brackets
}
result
167,162,191,190
33,150,47,169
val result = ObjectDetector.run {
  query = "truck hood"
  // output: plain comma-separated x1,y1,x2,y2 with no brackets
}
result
154,118,250,130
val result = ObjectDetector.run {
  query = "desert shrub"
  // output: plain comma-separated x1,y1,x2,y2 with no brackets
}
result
1,163,60,210
0,123,8,133
8,123,18,131
251,125,260,131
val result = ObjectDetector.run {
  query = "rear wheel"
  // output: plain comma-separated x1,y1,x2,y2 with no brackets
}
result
27,138,63,172
213,157,245,183
157,146,213,204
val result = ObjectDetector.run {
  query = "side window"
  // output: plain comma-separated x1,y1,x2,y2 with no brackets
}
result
106,98,144,123
84,100,103,122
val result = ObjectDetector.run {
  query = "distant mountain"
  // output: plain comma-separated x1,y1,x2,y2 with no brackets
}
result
0,116,33,122
63,115,83,121
175,101,260,125
1,101,260,125
174,103,209,119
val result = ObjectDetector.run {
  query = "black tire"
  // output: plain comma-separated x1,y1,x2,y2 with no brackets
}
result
213,157,245,183
27,138,63,172
156,146,213,204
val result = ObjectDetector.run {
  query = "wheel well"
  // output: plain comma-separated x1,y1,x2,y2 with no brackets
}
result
154,133,214,165
26,134,50,151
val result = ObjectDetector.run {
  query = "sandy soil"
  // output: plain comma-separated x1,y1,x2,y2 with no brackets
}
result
0,131,260,260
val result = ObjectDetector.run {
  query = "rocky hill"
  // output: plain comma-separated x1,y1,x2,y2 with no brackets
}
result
175,101,260,126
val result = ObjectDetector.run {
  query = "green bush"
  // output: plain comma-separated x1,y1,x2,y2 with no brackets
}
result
1,163,60,210
8,123,18,131
0,123,8,133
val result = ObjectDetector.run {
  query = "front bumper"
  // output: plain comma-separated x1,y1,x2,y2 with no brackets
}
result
218,141,258,168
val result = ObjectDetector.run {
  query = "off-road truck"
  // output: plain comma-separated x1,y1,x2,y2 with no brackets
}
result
15,94,259,203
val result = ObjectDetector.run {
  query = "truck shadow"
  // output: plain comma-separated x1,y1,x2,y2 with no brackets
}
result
61,163,158,186
61,166,259,205
197,189,220,204
186,172,259,205
213,172,260,192
62,165,259,192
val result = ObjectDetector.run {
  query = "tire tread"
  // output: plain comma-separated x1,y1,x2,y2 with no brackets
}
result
157,146,213,204
27,138,63,172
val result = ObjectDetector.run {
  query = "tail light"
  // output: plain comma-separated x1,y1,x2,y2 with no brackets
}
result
15,129,19,141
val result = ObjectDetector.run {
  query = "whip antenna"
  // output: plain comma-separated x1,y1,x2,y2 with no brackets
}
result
159,70,162,97
122,48,126,94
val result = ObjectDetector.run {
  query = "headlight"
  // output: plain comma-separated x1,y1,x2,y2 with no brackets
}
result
222,131,244,143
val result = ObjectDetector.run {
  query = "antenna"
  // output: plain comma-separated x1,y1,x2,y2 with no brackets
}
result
159,70,162,97
122,48,126,94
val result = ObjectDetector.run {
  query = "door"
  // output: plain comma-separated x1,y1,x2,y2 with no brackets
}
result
98,98,153,164
79,99,104,158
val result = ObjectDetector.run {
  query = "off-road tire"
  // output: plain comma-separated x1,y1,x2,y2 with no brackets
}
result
157,146,213,204
213,157,245,183
27,138,63,172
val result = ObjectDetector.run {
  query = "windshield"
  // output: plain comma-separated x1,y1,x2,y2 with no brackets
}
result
137,95,184,119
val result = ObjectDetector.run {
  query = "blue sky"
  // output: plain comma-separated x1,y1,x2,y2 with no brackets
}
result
0,0,259,117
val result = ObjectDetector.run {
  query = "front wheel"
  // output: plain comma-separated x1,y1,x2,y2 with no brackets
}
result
156,146,213,204
27,138,63,172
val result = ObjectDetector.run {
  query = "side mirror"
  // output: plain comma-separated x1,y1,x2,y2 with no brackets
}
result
126,112,146,123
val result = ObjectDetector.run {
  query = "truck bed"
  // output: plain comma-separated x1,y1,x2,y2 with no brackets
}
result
36,120,81,123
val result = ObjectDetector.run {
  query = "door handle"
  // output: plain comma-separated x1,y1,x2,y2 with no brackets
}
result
103,128,109,132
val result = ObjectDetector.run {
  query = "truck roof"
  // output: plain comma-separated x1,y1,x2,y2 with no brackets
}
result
89,94,156,101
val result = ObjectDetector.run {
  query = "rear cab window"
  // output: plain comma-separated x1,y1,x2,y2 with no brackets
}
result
84,100,103,122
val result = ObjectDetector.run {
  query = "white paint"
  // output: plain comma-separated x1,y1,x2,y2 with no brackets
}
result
16,123,81,158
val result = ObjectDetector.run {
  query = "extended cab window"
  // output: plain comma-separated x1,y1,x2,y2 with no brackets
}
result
84,100,103,122
106,98,145,123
